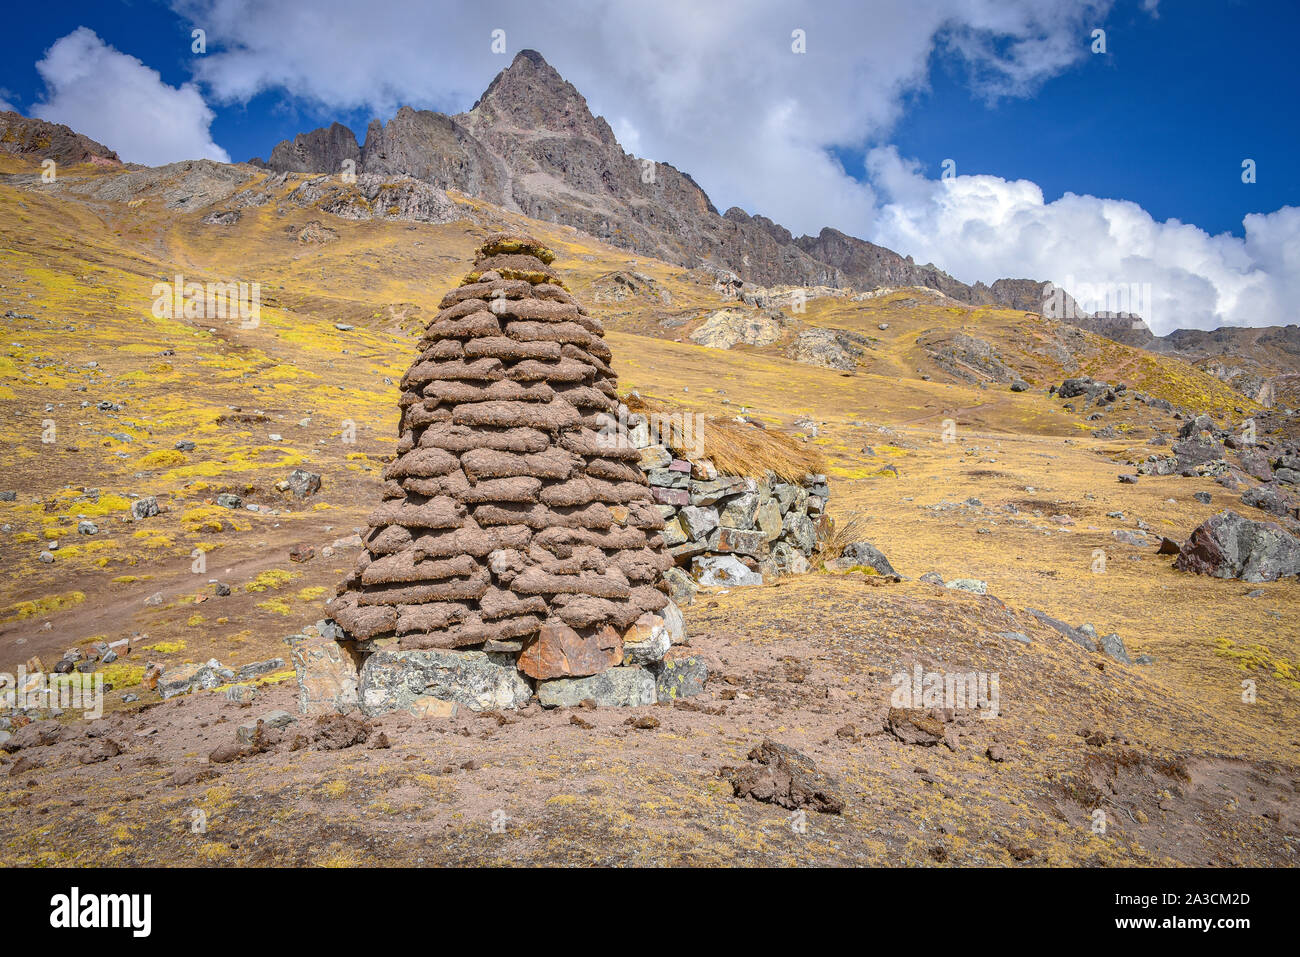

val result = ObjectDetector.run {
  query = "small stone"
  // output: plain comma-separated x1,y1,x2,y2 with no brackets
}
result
887,708,945,746
130,496,159,520
235,711,295,744
661,566,698,606
286,468,322,499
235,657,285,681
1098,632,1132,665
678,504,720,541
157,661,225,698
945,578,987,595
621,611,674,666
288,632,360,715
224,684,257,705
411,697,460,718
731,739,843,814
638,445,672,470
832,541,897,576
654,648,708,701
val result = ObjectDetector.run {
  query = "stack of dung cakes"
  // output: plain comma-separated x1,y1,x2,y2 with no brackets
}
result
329,233,687,705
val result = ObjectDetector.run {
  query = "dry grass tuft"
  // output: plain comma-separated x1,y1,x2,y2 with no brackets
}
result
816,511,871,560
625,393,826,482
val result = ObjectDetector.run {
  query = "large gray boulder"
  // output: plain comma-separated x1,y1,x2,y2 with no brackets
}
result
358,649,532,714
1174,509,1300,582
536,666,656,708
693,555,762,587
831,541,897,576
1241,485,1297,519
1172,434,1226,467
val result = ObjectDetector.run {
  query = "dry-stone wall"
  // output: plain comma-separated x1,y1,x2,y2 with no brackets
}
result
625,414,830,605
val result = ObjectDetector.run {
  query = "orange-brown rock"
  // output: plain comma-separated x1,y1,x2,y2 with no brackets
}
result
517,621,622,680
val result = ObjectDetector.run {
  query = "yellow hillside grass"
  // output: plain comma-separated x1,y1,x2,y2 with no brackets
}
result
625,393,826,482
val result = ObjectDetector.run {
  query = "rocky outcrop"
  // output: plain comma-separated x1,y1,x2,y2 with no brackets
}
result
0,111,121,166
796,227,983,304
251,121,360,175
690,308,789,349
360,106,507,202
589,270,671,305
286,172,459,224
787,327,869,371
924,331,1017,383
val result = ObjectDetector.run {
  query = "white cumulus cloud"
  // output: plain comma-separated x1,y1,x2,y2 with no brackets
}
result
866,146,1300,334
31,27,229,165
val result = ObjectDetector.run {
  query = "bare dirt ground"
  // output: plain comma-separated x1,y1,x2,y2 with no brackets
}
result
2,574,1295,867
0,160,1296,866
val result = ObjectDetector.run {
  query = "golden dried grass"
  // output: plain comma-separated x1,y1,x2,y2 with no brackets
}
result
625,393,826,482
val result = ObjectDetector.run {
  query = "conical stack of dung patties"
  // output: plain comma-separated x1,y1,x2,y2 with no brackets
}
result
329,233,686,709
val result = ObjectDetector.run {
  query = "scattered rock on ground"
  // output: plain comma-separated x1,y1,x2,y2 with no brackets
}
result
730,739,844,814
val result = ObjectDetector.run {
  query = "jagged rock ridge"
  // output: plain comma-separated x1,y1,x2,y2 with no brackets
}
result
253,51,1052,309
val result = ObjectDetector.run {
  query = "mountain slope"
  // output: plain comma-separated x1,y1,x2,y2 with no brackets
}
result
0,148,1298,867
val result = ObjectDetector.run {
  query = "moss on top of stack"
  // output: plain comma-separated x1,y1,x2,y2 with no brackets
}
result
476,232,556,264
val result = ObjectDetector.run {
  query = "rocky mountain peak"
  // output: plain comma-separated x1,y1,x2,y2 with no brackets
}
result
248,50,1143,332
463,49,615,147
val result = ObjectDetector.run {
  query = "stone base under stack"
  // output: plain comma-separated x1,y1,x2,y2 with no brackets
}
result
297,233,708,714
290,603,703,716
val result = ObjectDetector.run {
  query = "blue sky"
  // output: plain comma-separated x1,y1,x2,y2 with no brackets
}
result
1,0,1297,331
882,0,1300,237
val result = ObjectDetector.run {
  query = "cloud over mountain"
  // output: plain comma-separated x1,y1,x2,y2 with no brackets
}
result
30,27,229,167
867,146,1300,333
